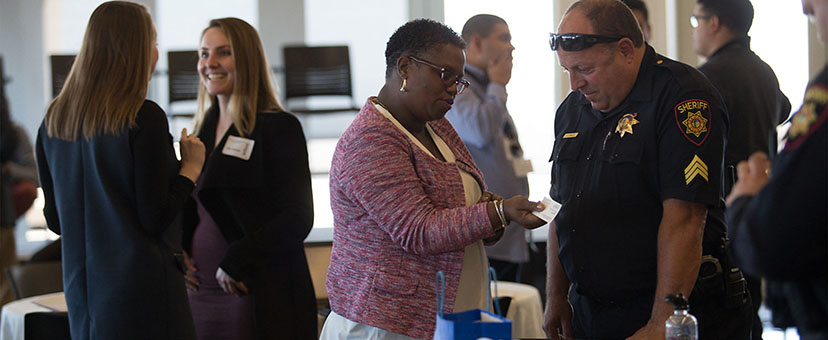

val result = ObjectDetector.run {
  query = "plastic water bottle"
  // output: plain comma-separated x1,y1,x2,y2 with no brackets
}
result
665,293,698,340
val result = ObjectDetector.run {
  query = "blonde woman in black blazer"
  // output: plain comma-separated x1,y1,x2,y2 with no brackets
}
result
181,17,316,340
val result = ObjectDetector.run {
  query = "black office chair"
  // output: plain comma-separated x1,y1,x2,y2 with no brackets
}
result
282,45,359,114
49,55,76,98
167,50,200,118
29,239,61,263
4,261,63,300
24,312,71,340
168,50,200,104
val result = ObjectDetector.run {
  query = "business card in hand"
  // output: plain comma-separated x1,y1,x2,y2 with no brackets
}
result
532,196,562,222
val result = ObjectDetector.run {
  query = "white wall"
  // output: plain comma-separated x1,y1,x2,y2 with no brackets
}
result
157,0,257,51
0,0,46,143
259,0,305,103
642,0,667,53
410,0,443,22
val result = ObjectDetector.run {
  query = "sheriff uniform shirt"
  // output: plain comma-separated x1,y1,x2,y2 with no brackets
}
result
549,45,729,304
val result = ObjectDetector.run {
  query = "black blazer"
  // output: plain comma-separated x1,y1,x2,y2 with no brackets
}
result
37,100,196,340
183,107,317,339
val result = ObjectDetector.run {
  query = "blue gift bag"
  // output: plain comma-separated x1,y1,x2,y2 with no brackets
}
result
433,268,512,340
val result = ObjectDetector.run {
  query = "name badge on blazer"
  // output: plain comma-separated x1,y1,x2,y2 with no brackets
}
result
222,135,255,160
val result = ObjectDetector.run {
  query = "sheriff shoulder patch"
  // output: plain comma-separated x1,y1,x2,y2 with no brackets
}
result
674,99,711,146
684,155,709,185
786,83,827,150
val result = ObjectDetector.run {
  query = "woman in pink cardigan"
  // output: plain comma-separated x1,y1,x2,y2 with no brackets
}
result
320,19,546,340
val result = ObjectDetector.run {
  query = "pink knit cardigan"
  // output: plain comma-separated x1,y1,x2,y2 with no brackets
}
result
326,98,495,339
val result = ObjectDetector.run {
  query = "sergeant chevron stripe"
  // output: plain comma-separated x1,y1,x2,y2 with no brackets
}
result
684,155,708,184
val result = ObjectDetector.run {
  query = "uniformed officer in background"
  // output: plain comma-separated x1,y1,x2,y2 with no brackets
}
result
725,0,827,337
542,0,752,339
691,1,792,338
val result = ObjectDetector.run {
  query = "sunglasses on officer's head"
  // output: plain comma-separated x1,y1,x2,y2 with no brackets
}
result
548,33,629,51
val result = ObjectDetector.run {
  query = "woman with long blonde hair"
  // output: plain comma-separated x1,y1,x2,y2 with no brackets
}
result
36,2,204,339
180,17,317,339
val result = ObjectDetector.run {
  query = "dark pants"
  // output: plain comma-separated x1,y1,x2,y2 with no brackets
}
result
570,286,753,340
690,287,754,340
746,274,764,340
570,288,651,340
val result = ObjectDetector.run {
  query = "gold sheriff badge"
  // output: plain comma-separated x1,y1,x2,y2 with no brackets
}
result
682,110,709,137
615,113,639,138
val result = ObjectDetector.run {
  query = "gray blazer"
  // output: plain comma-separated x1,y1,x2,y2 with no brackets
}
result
445,64,530,263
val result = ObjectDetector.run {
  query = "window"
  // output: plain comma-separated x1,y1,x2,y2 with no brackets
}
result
749,0,809,122
444,1,557,203
303,0,407,237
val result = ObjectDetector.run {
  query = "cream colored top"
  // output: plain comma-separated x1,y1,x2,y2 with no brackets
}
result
373,102,489,312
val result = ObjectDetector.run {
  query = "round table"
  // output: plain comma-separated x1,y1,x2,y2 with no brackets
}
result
492,281,546,339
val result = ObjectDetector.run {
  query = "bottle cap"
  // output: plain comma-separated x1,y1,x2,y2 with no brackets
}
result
665,293,689,310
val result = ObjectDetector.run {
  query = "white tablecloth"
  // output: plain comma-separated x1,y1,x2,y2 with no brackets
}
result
491,281,545,339
0,292,65,340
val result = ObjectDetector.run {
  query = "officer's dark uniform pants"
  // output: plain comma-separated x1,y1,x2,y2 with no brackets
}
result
745,274,764,340
570,288,651,340
570,285,753,340
690,290,753,340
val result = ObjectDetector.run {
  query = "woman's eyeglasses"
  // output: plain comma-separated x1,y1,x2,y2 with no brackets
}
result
408,56,470,94
548,33,628,52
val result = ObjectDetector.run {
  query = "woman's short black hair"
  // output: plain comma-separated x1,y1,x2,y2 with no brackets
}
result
385,19,466,78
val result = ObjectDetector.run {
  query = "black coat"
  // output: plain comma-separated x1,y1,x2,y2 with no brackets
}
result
727,67,828,337
182,108,317,339
698,36,791,171
36,100,196,340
